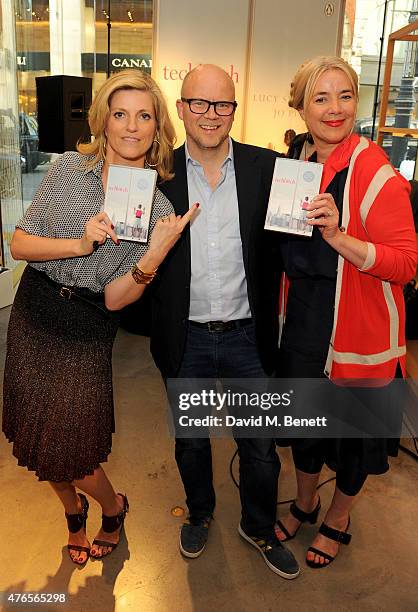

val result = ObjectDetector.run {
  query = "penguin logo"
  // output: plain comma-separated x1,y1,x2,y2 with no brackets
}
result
324,3,334,17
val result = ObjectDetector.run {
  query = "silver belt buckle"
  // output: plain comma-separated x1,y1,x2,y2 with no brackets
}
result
59,286,73,300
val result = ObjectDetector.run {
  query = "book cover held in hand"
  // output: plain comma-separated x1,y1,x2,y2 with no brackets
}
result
265,158,323,237
104,164,157,242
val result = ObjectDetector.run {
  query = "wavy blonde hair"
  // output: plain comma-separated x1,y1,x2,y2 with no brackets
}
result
78,70,176,180
289,56,359,113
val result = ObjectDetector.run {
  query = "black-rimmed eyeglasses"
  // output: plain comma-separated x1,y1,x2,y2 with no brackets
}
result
181,98,238,116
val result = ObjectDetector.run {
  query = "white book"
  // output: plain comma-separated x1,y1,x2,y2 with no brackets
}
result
265,158,323,237
104,164,157,243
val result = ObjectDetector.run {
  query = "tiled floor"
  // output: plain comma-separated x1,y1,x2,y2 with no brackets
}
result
0,305,417,612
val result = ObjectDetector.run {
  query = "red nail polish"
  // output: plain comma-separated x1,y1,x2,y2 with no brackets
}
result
111,224,114,230
195,203,200,208
116,240,120,246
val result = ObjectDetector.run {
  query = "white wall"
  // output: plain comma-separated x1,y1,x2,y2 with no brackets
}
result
153,0,344,149
152,0,250,143
245,0,344,151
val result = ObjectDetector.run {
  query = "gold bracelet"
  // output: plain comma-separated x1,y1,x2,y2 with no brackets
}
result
131,263,157,285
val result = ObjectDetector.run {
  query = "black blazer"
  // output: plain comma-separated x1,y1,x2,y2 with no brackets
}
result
152,140,281,378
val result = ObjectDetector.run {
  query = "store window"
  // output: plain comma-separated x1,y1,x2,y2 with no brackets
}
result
83,1,152,94
14,0,153,209
15,0,51,218
0,0,22,270
0,0,153,269
344,0,418,174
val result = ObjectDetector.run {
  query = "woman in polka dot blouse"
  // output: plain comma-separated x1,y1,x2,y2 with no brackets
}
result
2,70,198,565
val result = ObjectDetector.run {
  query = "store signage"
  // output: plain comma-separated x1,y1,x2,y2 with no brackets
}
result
161,62,239,83
16,52,50,71
16,53,151,74
112,57,152,69
81,54,152,73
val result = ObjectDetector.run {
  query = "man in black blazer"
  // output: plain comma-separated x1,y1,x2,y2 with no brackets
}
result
154,64,299,579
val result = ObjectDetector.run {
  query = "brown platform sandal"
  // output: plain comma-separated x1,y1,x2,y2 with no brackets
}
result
65,493,90,565
92,493,129,559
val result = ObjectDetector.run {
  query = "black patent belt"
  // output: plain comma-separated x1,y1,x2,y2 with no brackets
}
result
189,318,252,333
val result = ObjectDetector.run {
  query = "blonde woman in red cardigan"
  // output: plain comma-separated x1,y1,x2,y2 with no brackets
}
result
275,56,417,568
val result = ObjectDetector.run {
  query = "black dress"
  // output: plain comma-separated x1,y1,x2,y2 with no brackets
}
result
278,161,399,475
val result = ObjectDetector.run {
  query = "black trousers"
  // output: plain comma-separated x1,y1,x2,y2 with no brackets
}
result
291,447,368,496
173,323,279,538
278,350,404,497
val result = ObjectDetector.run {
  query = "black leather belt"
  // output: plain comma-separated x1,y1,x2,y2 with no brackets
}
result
36,269,104,302
34,268,109,316
189,318,252,333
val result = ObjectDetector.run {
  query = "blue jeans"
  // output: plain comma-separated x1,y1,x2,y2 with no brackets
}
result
175,322,280,538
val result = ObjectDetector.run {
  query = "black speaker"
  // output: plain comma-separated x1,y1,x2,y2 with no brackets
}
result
36,75,92,153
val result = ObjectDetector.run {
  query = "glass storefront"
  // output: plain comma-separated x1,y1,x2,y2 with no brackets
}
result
16,0,153,198
16,1,153,114
0,0,153,270
343,0,418,174
0,0,23,270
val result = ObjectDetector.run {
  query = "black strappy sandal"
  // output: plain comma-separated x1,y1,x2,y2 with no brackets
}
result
92,493,129,559
306,518,351,568
65,493,90,565
276,496,321,542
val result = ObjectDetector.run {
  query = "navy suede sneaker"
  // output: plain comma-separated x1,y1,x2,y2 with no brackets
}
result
238,523,300,579
179,516,211,558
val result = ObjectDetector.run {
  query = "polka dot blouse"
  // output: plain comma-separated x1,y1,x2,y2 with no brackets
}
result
18,151,174,292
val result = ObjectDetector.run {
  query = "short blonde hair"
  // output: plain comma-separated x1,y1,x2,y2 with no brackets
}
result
289,56,358,113
78,70,176,181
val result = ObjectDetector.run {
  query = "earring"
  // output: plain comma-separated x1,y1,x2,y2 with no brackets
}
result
146,138,160,168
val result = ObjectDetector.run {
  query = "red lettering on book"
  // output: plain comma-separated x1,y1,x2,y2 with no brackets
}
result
109,185,128,193
275,177,296,185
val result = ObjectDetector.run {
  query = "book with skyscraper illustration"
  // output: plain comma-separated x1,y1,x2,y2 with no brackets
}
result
104,164,157,242
264,157,323,237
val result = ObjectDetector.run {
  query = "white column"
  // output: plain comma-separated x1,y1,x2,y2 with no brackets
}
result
49,0,83,75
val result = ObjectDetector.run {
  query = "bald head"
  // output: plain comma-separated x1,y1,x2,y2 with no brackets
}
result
176,63,236,158
181,64,235,100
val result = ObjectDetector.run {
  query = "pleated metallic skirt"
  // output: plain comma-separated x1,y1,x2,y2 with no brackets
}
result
2,265,120,482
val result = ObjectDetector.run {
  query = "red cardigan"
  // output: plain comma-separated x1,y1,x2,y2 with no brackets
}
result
280,134,418,381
